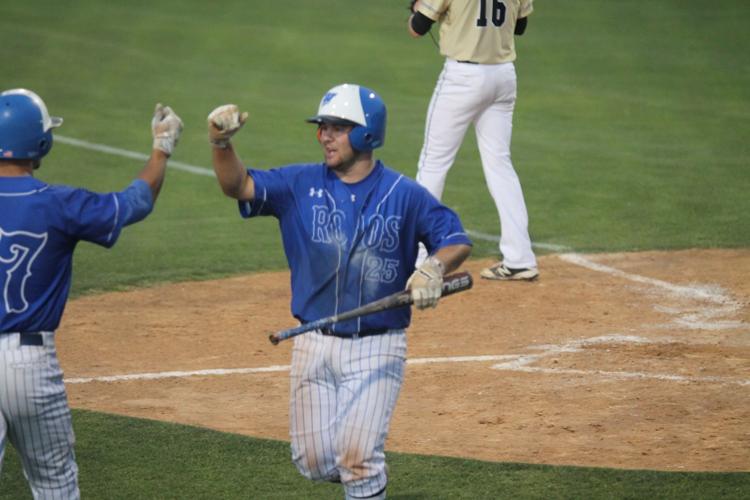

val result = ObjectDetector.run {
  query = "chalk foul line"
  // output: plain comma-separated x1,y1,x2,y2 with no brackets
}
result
56,135,215,177
558,253,747,331
490,334,750,387
64,355,517,384
64,338,749,387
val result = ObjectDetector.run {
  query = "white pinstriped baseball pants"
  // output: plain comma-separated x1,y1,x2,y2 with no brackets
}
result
0,332,80,500
417,58,537,269
290,330,406,499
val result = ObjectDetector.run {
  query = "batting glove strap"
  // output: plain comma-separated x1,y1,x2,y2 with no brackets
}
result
151,103,183,156
209,138,231,149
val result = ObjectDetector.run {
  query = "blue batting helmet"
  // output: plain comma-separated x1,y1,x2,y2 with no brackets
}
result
0,89,63,160
306,83,386,151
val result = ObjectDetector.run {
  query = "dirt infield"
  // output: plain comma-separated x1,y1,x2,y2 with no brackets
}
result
59,249,750,472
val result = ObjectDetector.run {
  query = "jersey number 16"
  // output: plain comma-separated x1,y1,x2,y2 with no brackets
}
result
476,0,506,27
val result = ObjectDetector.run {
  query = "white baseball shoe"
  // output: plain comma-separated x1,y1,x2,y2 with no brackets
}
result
480,262,539,281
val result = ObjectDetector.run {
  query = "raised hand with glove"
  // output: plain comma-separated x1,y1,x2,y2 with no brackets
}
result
151,103,183,156
135,103,183,203
207,104,255,201
407,256,445,309
207,104,248,149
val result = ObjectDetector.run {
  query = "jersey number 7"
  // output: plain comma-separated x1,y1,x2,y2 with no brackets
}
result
0,229,48,314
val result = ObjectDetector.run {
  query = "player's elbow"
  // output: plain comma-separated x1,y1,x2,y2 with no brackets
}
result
219,181,243,200
457,244,472,262
219,174,254,201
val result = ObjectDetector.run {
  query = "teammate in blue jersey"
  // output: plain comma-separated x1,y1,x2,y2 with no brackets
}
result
0,88,182,499
208,83,472,500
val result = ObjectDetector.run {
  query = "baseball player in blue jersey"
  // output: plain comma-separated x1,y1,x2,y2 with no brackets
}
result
0,88,182,499
208,84,472,499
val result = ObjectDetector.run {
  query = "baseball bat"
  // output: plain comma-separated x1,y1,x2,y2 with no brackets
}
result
269,271,473,345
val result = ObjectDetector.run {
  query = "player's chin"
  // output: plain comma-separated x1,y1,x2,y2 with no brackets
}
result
324,154,342,169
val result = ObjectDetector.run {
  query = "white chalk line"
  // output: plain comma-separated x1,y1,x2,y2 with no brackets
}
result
491,334,750,387
559,253,734,304
464,229,568,252
56,135,215,177
504,366,750,386
64,338,749,387
64,355,518,384
557,253,747,331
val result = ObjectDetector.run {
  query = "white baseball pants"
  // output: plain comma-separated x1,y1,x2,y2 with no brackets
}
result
0,332,80,500
290,330,406,499
417,59,537,269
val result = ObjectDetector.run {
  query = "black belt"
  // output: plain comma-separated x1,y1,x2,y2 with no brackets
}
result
457,60,479,64
2,333,44,346
319,327,389,338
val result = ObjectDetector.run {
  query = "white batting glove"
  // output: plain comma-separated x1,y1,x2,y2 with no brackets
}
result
151,103,183,156
207,104,248,149
406,256,444,310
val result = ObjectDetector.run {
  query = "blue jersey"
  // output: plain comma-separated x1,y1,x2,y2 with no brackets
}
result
0,176,132,333
239,160,472,334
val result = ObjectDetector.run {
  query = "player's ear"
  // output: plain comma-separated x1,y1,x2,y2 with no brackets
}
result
316,126,323,143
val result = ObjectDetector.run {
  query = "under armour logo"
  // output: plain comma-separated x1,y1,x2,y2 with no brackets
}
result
308,187,323,198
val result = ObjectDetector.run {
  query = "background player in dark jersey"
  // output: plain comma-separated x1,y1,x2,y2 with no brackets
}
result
0,89,182,499
208,83,471,500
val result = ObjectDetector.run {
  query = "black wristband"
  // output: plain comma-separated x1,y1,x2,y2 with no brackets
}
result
410,11,434,36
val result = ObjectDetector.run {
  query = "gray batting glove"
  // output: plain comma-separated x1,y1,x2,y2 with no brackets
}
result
152,103,183,156
407,256,444,310
207,104,248,149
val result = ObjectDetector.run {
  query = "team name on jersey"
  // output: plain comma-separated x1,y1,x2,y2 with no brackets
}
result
310,205,401,253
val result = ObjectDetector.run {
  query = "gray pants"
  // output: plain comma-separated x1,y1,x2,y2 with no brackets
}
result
0,332,80,500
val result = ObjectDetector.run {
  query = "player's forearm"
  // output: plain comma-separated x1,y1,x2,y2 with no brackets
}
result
144,103,182,202
137,149,169,201
212,145,255,200
432,244,472,275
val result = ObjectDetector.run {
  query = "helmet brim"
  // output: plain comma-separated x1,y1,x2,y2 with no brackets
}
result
49,116,63,129
306,115,358,127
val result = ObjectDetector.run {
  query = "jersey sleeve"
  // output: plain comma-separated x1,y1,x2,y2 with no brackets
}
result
119,179,154,226
238,167,292,218
417,0,449,21
58,187,126,248
520,0,534,18
415,187,472,254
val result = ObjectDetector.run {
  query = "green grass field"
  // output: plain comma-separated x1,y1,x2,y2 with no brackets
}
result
1,411,747,500
1,0,749,498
